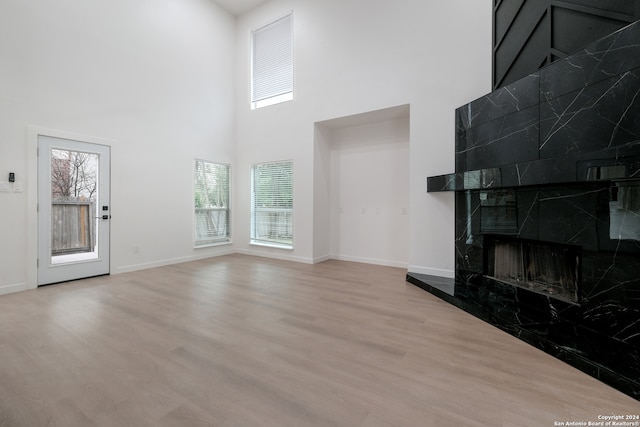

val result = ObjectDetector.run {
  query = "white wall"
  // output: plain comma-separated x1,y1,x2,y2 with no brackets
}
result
313,123,332,262
0,0,236,293
234,0,492,274
0,0,492,294
328,116,410,267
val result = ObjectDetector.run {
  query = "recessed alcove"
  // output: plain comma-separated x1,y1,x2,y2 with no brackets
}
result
313,105,410,267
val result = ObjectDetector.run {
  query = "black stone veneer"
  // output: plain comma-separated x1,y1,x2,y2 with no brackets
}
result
423,20,640,400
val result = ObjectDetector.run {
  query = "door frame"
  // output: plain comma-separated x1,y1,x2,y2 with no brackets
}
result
27,126,115,289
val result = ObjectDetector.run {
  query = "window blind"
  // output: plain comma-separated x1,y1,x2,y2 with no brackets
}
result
194,160,230,245
251,161,293,247
251,14,293,104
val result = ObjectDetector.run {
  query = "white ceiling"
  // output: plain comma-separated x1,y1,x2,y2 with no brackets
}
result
214,0,269,16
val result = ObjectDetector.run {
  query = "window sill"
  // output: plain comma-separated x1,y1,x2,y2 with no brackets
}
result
251,92,294,110
194,240,232,249
250,240,293,250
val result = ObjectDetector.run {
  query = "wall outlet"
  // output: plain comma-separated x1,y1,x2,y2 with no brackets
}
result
133,245,140,254
0,182,10,192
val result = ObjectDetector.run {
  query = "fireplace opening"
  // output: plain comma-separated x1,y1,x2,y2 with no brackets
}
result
484,236,581,304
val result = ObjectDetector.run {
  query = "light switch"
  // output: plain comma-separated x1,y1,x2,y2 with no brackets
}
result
13,182,23,193
0,182,10,193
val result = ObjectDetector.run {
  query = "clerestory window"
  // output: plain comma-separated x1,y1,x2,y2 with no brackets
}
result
251,13,293,109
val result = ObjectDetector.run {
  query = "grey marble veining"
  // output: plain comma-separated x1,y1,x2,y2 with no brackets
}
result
541,20,640,100
459,72,540,129
456,108,539,172
540,68,640,159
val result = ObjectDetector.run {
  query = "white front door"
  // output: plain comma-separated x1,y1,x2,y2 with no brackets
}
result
37,136,110,285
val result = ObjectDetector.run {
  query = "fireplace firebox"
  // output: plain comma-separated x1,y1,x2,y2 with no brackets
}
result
484,236,581,304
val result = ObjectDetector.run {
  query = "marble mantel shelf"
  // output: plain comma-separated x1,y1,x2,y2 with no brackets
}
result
427,151,640,192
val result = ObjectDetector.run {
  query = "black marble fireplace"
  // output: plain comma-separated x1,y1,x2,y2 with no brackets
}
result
410,20,640,399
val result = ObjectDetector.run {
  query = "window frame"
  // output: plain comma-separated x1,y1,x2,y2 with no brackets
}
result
194,159,231,247
250,12,294,110
250,160,294,249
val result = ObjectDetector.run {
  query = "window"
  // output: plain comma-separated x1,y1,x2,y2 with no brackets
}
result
194,160,230,246
251,161,293,247
251,13,293,109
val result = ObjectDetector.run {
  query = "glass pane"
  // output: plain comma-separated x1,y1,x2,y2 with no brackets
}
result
251,161,293,246
194,160,230,245
50,148,100,264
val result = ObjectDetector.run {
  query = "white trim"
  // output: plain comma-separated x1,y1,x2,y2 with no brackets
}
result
115,249,235,274
251,91,294,110
193,241,233,249
27,126,116,289
250,12,294,108
330,254,408,269
407,265,455,278
312,254,332,264
0,282,29,296
249,240,293,250
193,159,231,247
250,10,294,34
235,248,314,264
250,160,294,247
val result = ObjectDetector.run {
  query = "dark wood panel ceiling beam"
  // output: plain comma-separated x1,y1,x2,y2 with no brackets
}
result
494,9,548,88
494,0,527,51
546,3,553,66
492,0,640,89
551,0,636,22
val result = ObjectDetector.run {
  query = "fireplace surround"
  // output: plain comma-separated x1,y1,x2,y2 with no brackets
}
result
410,20,640,399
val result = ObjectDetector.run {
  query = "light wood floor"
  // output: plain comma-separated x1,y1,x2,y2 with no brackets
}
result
0,254,638,426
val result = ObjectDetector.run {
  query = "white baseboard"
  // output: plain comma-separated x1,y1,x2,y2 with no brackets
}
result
235,248,315,264
407,265,455,278
330,254,408,269
7,253,441,297
312,254,332,264
0,282,29,296
116,249,235,274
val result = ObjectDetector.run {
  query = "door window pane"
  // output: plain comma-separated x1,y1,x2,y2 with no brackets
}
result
50,148,99,263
